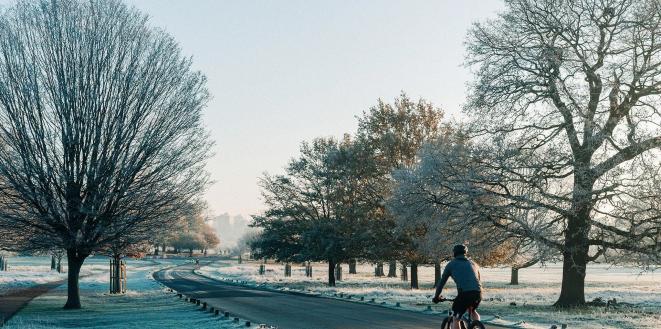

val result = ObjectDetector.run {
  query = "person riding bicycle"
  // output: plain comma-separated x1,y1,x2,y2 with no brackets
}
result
432,244,482,329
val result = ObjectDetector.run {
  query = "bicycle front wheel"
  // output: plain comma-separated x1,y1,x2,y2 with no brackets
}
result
469,320,486,329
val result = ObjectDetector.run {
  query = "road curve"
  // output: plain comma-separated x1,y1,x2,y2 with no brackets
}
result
154,263,498,329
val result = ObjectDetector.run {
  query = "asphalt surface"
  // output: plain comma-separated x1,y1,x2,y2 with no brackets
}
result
154,263,499,329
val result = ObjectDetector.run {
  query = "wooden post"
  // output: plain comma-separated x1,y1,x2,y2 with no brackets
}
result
335,264,343,281
120,260,127,293
109,258,113,293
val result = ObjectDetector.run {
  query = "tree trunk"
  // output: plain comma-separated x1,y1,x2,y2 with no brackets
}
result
154,245,159,256
63,249,87,309
162,245,166,252
556,242,588,306
555,173,592,307
510,267,519,285
349,259,357,274
374,262,384,277
388,260,397,278
400,262,408,281
328,260,336,287
387,260,397,277
51,255,56,270
410,262,418,289
434,261,441,286
57,257,63,273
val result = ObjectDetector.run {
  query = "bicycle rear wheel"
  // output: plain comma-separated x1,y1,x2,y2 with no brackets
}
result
469,320,486,329
440,317,452,329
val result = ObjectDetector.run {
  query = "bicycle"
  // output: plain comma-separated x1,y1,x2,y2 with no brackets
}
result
438,298,486,329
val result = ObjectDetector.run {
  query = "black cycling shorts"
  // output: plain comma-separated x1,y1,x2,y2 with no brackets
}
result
452,290,482,317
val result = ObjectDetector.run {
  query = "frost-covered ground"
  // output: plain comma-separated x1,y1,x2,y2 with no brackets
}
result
198,260,661,329
5,258,242,329
0,256,108,295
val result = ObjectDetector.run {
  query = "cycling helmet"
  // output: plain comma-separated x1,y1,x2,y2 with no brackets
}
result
453,244,467,257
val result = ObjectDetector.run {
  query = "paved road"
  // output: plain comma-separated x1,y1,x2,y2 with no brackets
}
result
154,263,499,329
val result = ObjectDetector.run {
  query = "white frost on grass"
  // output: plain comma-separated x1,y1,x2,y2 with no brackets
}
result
5,260,241,329
0,271,66,295
198,260,660,329
0,256,112,295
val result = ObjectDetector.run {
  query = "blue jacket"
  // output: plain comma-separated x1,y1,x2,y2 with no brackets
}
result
435,255,482,296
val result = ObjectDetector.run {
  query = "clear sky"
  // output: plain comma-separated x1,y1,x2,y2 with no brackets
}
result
0,0,504,218
119,0,505,218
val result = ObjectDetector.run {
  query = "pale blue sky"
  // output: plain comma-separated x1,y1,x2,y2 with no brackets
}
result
123,0,505,217
1,0,505,217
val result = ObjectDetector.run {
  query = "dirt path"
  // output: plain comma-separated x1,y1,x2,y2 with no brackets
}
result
0,278,66,325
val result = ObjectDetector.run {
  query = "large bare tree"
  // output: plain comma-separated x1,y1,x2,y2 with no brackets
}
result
465,0,661,306
0,0,211,308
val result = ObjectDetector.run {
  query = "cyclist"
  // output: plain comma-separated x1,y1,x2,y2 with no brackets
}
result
432,244,482,329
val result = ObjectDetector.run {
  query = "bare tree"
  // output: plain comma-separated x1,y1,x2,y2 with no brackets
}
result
464,0,661,306
0,0,211,309
389,132,518,288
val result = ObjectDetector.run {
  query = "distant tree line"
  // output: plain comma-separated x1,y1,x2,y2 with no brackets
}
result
152,211,220,257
